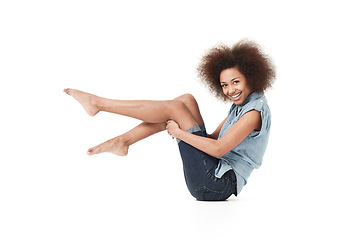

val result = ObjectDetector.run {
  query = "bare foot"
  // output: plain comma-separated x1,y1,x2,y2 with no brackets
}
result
87,136,129,156
64,88,100,116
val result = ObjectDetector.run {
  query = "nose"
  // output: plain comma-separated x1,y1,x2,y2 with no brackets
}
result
228,85,235,95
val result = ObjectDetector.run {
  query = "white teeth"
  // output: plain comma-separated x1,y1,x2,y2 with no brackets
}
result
232,93,241,98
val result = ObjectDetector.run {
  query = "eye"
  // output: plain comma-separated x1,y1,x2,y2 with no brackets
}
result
233,80,239,84
221,84,227,88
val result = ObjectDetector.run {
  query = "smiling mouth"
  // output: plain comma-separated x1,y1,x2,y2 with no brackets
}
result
230,92,241,100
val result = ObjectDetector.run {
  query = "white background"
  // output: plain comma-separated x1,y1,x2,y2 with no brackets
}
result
1,0,361,239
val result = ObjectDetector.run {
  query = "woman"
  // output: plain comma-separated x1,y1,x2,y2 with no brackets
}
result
64,39,275,201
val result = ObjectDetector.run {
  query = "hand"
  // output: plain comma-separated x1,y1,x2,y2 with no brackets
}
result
166,120,180,139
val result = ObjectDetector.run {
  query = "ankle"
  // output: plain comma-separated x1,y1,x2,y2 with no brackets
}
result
116,135,131,146
92,96,103,112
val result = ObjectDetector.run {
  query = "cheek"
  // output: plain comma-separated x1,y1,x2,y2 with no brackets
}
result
240,83,249,92
222,88,228,95
245,86,252,94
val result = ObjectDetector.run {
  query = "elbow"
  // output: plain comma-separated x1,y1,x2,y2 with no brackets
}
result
207,133,217,140
214,152,226,159
212,140,231,159
213,145,227,159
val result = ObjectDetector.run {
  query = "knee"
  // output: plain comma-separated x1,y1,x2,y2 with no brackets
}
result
167,100,188,115
175,93,197,106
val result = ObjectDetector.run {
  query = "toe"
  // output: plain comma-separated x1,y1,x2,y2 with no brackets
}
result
64,88,73,95
89,146,102,155
87,148,94,155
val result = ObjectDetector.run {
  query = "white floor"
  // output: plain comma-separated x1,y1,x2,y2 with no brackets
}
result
1,1,361,239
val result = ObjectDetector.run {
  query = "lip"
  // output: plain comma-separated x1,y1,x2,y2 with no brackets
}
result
229,92,242,101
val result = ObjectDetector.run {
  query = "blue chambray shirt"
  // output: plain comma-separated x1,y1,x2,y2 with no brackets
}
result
215,92,271,195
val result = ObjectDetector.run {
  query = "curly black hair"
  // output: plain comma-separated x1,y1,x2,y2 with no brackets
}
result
197,39,276,101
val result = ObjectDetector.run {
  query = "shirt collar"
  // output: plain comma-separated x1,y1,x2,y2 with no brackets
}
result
237,92,264,107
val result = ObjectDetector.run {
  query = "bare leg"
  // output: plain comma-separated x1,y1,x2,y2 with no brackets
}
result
86,94,205,156
64,88,200,131
87,122,166,156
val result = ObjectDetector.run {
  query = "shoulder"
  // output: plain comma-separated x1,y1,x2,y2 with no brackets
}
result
241,94,270,116
244,98,271,136
238,94,271,136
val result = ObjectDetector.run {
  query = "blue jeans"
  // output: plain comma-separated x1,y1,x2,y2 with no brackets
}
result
177,126,237,201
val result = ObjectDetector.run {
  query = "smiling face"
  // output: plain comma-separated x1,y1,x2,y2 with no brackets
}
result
220,67,252,105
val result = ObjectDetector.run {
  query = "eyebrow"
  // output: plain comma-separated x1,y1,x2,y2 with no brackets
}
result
220,77,239,84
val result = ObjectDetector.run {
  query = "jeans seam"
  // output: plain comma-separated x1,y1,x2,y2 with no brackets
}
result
195,186,223,194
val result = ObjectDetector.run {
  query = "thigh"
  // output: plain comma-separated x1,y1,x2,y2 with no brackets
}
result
178,130,236,201
173,94,204,127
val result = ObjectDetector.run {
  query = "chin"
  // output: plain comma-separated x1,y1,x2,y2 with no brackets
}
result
231,97,244,105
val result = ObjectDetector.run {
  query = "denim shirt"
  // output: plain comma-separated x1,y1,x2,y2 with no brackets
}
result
215,92,271,195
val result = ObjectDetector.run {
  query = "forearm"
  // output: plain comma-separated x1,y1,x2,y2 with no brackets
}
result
175,129,222,158
170,111,260,159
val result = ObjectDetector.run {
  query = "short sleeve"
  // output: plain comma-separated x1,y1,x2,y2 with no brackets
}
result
243,100,270,138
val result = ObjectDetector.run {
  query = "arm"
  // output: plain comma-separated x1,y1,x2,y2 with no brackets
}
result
167,110,262,158
207,117,227,139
